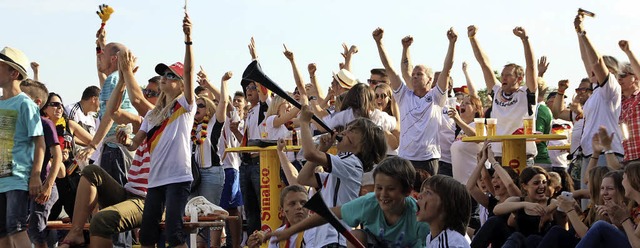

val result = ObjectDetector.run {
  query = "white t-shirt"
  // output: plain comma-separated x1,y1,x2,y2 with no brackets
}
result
393,83,446,160
65,102,97,135
581,74,624,156
451,122,485,185
489,85,537,157
268,224,315,248
549,119,572,168
245,102,269,141
193,118,224,168
263,115,299,161
570,114,584,155
310,153,363,247
323,108,396,132
219,118,241,170
426,229,471,248
439,109,456,164
140,96,195,188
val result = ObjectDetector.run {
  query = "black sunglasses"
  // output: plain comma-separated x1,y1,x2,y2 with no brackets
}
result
375,93,388,99
197,103,206,109
143,89,159,98
367,79,387,85
47,102,63,109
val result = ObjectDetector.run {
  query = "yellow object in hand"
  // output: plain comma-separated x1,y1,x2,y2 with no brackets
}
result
96,4,115,23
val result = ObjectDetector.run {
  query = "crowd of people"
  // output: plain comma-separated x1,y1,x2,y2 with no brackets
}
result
1,8,640,248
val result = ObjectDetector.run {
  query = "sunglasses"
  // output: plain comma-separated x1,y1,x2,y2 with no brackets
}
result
575,87,593,93
246,85,257,91
619,72,634,79
293,90,300,95
163,72,181,80
47,102,63,109
143,88,159,98
375,93,388,99
197,103,206,109
367,79,386,85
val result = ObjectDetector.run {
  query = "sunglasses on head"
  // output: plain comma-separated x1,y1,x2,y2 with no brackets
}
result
375,93,388,99
143,89,159,98
163,71,181,80
47,102,63,109
197,103,206,109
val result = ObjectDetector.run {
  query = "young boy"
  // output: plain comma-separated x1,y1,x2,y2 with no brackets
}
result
20,79,64,248
269,157,430,247
0,47,45,248
247,185,311,248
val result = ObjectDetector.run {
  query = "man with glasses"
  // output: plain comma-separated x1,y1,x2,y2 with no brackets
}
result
368,68,388,87
66,86,100,135
142,76,160,105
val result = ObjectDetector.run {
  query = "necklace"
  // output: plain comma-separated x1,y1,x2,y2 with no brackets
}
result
191,116,209,145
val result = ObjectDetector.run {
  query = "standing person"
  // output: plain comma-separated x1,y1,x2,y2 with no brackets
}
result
142,76,161,106
0,46,45,248
368,68,388,87
574,13,624,176
373,27,457,176
190,72,230,248
238,37,271,236
374,83,401,156
66,85,100,135
618,40,640,164
20,80,64,248
534,57,554,169
467,25,539,161
125,14,195,248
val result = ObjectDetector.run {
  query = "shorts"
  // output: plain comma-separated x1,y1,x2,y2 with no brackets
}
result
191,166,225,205
0,190,30,237
220,168,243,209
28,185,59,244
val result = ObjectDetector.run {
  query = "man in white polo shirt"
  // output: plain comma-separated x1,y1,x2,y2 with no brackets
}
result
467,25,539,161
373,27,457,176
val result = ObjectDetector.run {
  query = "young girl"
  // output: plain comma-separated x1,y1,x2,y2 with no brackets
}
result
449,94,484,184
269,156,429,247
574,163,640,248
294,105,387,247
417,174,472,247
126,14,195,248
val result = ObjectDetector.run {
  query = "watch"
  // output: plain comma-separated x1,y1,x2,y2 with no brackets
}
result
308,96,318,101
604,150,615,155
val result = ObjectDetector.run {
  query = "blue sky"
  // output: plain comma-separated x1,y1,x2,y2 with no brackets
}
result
2,0,639,105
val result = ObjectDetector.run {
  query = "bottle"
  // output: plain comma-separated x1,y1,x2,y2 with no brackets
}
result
292,129,298,146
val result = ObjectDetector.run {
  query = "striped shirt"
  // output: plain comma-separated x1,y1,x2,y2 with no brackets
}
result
124,140,150,197
426,229,470,248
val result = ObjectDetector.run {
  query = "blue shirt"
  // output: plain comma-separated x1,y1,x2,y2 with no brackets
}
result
0,93,43,193
341,193,429,248
99,71,137,137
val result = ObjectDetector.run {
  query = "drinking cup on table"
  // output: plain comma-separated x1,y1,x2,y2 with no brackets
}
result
523,117,534,135
486,118,497,136
474,118,486,136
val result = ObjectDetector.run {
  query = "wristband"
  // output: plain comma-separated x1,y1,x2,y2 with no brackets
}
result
566,208,575,214
604,150,615,155
622,217,633,225
557,91,565,95
185,41,193,45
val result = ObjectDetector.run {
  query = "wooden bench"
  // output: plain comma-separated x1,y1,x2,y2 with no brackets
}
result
46,215,236,232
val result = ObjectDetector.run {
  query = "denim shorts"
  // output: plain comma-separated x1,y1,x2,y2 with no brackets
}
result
28,185,59,244
220,168,243,209
0,190,30,237
139,181,191,247
191,166,225,205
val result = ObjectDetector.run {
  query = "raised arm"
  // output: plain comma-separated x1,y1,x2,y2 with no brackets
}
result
341,43,358,73
437,28,457,92
462,62,478,98
467,25,499,91
120,50,154,116
401,36,415,86
248,37,270,103
183,14,194,105
299,105,329,165
283,44,308,106
467,145,490,207
30,62,39,82
620,40,640,76
513,27,537,93
96,28,107,87
276,139,300,186
575,15,609,84
216,72,230,123
373,28,404,91
537,56,550,79
307,63,326,102
551,80,572,120
487,147,521,197
196,67,222,101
